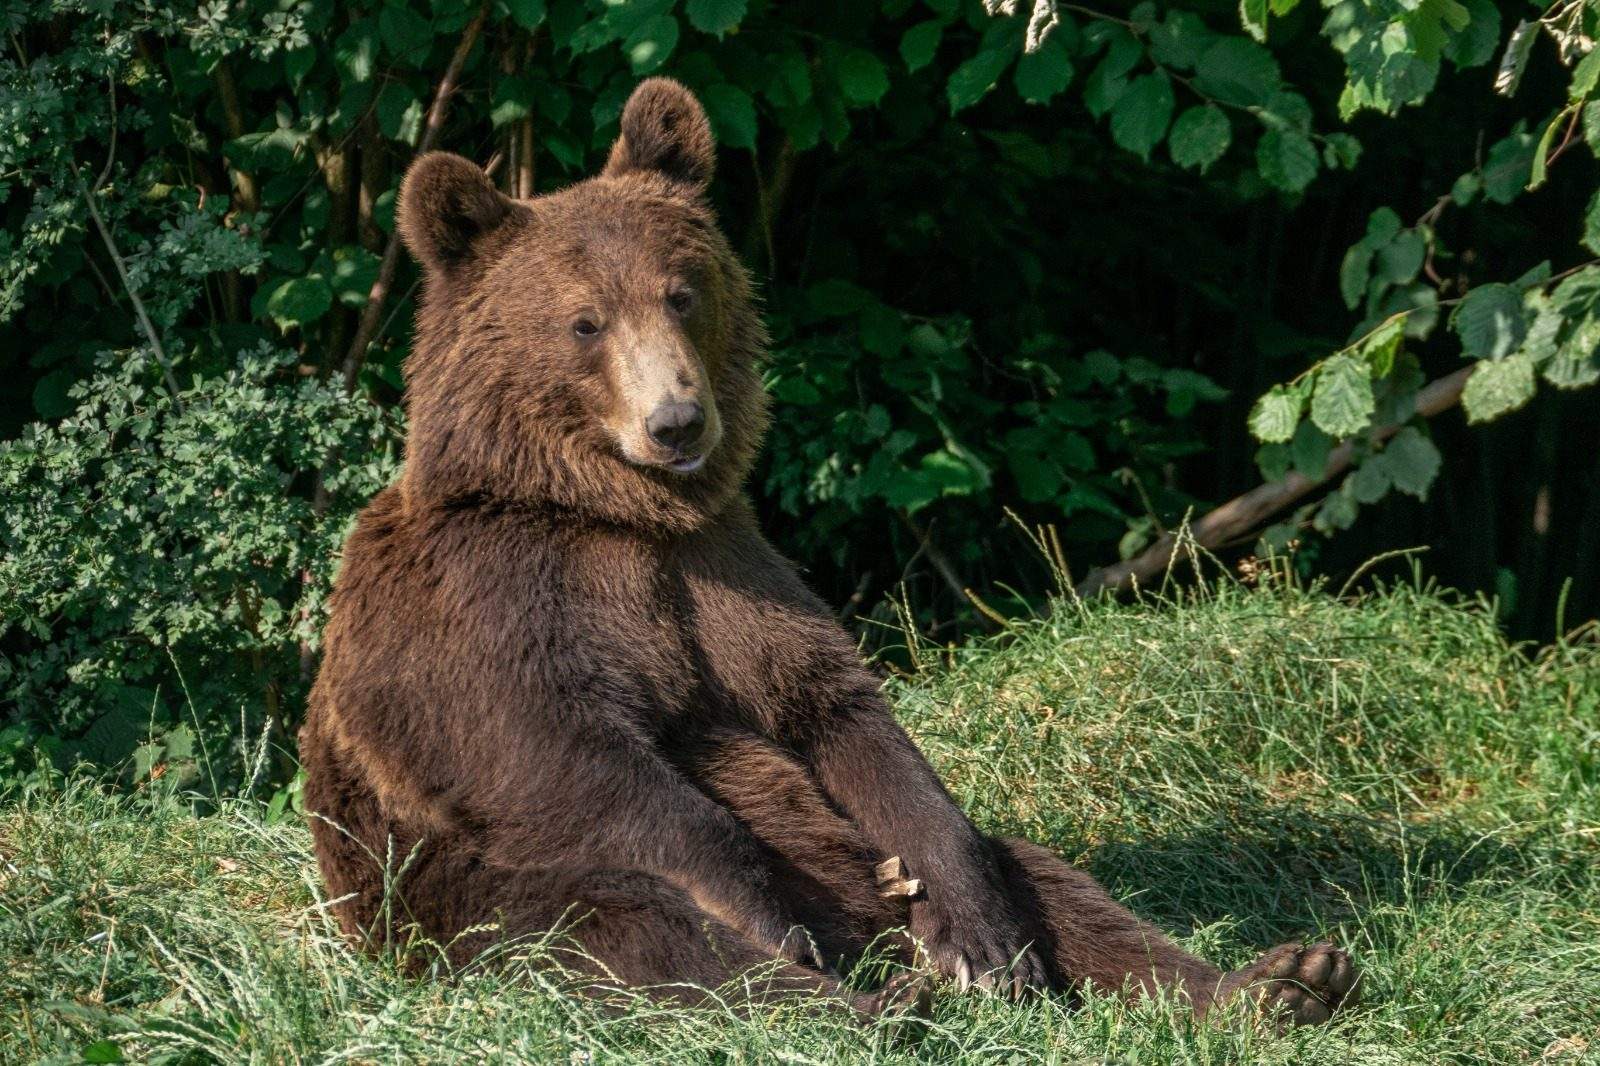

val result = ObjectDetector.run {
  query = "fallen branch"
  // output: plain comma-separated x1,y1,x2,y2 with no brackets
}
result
1074,365,1473,599
338,3,489,393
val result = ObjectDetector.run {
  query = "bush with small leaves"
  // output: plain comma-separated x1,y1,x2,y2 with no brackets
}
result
0,346,400,789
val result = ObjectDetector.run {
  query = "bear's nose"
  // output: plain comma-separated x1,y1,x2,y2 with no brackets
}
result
645,401,705,453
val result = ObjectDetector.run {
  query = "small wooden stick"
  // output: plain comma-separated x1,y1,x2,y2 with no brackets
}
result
875,856,925,901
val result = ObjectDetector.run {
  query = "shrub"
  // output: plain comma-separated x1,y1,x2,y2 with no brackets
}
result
0,346,399,788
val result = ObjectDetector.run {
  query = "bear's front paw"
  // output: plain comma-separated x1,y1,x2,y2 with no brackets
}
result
1220,941,1360,1027
911,900,1050,998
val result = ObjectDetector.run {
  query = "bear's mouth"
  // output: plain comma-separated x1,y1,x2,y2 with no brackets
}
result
666,454,706,474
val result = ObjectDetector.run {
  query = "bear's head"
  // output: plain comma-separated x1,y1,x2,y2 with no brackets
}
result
396,78,768,532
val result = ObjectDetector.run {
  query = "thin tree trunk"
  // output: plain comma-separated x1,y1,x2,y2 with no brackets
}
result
338,3,489,393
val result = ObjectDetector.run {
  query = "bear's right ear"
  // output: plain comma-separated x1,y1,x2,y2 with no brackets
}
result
398,152,514,271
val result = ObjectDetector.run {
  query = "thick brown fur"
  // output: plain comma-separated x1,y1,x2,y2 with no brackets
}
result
303,78,1358,1024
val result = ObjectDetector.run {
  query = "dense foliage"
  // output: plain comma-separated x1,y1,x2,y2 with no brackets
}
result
0,347,397,786
2,0,1598,785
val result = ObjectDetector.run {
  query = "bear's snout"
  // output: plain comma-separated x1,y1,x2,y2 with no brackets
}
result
646,400,706,454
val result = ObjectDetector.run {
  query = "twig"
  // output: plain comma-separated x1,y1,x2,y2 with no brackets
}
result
72,164,184,409
898,512,968,606
1075,365,1473,598
1058,3,1132,27
374,276,424,353
515,114,536,199
900,511,1004,629
835,570,873,624
94,75,118,194
1542,102,1585,172
338,3,489,393
746,137,795,271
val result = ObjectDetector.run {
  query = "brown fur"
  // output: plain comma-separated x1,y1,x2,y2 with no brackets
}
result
302,78,1357,1022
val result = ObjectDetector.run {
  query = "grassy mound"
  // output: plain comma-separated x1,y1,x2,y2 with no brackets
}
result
4,579,1599,1063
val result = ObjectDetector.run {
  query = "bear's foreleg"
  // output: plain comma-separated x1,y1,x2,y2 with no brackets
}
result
668,728,914,969
794,693,1051,994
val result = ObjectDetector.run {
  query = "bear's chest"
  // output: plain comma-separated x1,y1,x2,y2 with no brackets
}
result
553,537,719,725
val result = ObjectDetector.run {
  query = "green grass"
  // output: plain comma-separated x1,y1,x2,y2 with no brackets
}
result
4,575,1600,1064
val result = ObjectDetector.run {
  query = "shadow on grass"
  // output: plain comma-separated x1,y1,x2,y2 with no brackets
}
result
1023,799,1582,948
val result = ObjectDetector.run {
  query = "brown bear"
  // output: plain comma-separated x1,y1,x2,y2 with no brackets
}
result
300,77,1358,1024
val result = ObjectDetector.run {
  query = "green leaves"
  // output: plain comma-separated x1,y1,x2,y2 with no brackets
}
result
504,0,547,31
901,19,944,73
836,49,890,106
1253,317,1406,458
699,83,757,149
1255,128,1317,192
1462,349,1536,422
1013,31,1073,103
1583,189,1600,256
685,0,747,37
806,278,872,317
1480,123,1535,204
1346,444,1444,517
331,247,381,307
624,14,678,74
334,19,379,83
1063,21,1332,192
1570,48,1600,104
1381,426,1442,497
1193,38,1280,107
1239,0,1269,43
1451,283,1525,360
0,346,399,767
1327,0,1489,118
1081,27,1141,118
1109,72,1173,160
490,77,535,128
1341,208,1421,312
1310,352,1376,438
948,43,1014,113
261,276,333,330
1150,10,1212,70
1249,384,1302,443
378,3,432,67
375,82,423,144
1545,315,1600,388
1168,105,1230,171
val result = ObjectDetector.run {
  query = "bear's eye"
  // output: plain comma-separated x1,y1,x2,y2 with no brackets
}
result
572,318,601,338
667,288,696,316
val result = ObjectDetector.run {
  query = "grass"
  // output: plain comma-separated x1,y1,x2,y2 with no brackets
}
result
3,573,1599,1064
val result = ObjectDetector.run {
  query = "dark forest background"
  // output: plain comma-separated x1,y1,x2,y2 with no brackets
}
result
2,0,1598,789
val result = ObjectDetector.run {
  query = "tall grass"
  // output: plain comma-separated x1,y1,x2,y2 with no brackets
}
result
4,575,1599,1063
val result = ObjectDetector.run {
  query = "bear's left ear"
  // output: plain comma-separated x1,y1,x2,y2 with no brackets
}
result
601,78,715,193
398,152,516,271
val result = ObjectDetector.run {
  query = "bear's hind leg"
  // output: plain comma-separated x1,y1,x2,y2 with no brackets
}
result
995,838,1357,1024
442,865,927,1019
